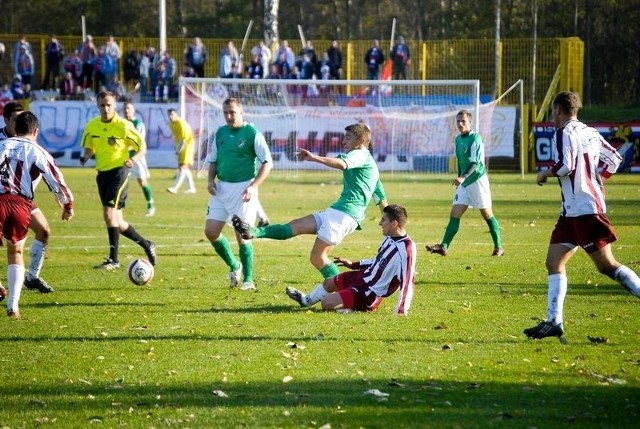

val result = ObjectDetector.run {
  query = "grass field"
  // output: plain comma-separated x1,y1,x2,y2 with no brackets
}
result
1,169,639,428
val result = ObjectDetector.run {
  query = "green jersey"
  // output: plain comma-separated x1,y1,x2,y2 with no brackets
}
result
211,122,272,183
330,148,386,227
455,130,485,187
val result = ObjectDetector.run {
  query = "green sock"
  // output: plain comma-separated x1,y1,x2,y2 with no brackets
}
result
239,242,254,282
441,217,460,249
212,235,240,271
319,262,340,279
254,223,293,240
486,216,502,248
142,185,154,208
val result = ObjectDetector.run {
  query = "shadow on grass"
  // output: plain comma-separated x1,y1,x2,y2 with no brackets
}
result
0,378,637,428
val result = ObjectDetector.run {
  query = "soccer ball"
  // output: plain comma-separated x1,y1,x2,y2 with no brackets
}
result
127,259,154,285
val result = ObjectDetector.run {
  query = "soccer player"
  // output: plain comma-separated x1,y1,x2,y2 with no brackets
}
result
0,112,74,318
80,91,156,270
285,204,416,315
426,109,503,257
123,102,155,216
205,97,272,291
167,108,196,194
0,102,57,295
232,122,387,282
524,91,640,340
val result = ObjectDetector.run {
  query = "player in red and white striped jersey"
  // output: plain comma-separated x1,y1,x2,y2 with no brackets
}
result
0,112,74,318
286,204,416,315
524,91,640,340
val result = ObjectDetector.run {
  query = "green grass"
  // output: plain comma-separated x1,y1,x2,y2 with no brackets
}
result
1,169,639,428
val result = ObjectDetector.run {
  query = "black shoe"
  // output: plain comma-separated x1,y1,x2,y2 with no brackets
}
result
523,321,564,339
94,258,121,270
426,243,448,256
24,278,54,293
232,215,254,239
144,241,157,266
285,286,309,307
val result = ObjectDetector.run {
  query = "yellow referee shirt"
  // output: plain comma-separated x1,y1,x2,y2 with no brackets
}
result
81,114,144,171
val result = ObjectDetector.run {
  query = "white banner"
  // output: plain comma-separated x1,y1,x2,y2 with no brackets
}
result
2,101,516,170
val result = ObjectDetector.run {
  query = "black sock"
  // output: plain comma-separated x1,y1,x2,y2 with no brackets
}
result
108,227,120,261
121,225,149,249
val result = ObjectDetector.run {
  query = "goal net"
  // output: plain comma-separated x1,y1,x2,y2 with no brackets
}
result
179,78,521,176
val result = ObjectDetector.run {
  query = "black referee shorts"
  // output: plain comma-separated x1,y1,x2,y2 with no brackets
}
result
96,167,131,209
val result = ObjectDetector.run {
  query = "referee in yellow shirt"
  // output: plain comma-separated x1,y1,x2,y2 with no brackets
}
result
80,91,157,270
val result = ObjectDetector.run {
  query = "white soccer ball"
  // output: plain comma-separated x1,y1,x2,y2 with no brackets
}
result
127,258,154,285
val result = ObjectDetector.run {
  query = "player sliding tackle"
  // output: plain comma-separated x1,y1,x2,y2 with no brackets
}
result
285,204,416,315
233,122,387,281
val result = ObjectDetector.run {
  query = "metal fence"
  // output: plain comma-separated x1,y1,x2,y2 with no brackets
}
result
0,34,582,107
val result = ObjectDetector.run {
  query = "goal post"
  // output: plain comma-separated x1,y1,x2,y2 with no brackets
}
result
178,77,523,176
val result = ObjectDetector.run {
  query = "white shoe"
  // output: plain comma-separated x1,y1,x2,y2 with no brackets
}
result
239,281,256,291
229,263,242,288
145,207,156,217
185,188,196,194
167,187,177,194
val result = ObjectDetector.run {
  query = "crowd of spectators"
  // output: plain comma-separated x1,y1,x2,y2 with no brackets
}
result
0,34,411,105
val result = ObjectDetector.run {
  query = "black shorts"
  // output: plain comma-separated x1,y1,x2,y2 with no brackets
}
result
96,167,130,209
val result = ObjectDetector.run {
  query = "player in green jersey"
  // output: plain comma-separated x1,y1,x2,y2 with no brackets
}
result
426,109,503,257
123,102,155,216
205,98,273,291
232,122,387,281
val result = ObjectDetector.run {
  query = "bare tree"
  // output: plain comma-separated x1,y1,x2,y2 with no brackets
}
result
264,0,280,46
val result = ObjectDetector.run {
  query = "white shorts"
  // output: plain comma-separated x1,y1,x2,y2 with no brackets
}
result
131,157,150,180
206,180,258,224
313,207,358,246
453,174,492,209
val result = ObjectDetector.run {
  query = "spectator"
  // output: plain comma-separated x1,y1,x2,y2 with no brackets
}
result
43,34,64,90
106,75,127,101
274,52,291,78
245,54,263,79
274,40,295,70
11,34,31,74
154,52,176,102
364,39,385,80
146,46,158,95
219,40,239,78
59,71,78,100
10,74,26,100
104,35,122,82
92,46,113,94
390,36,411,80
182,66,196,78
251,40,271,78
123,50,140,85
138,49,150,100
63,49,83,88
185,36,207,77
79,35,96,90
1,83,13,100
15,47,34,93
299,40,317,73
327,40,343,80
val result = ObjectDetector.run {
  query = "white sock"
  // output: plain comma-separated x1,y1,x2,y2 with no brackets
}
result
173,170,186,190
546,273,567,325
7,264,25,313
28,239,46,281
185,169,195,190
256,201,267,221
306,283,329,307
613,265,640,298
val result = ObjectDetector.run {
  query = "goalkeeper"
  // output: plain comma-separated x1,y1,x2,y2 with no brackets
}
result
233,122,387,281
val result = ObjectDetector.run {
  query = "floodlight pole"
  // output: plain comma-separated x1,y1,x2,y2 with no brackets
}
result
159,0,167,53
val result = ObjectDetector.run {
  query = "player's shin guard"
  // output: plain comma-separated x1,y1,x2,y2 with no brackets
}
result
486,216,502,248
212,236,239,270
613,265,640,298
28,239,46,280
306,283,329,307
441,217,460,248
239,242,254,282
319,262,340,279
255,223,293,240
7,264,25,312
547,273,567,325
